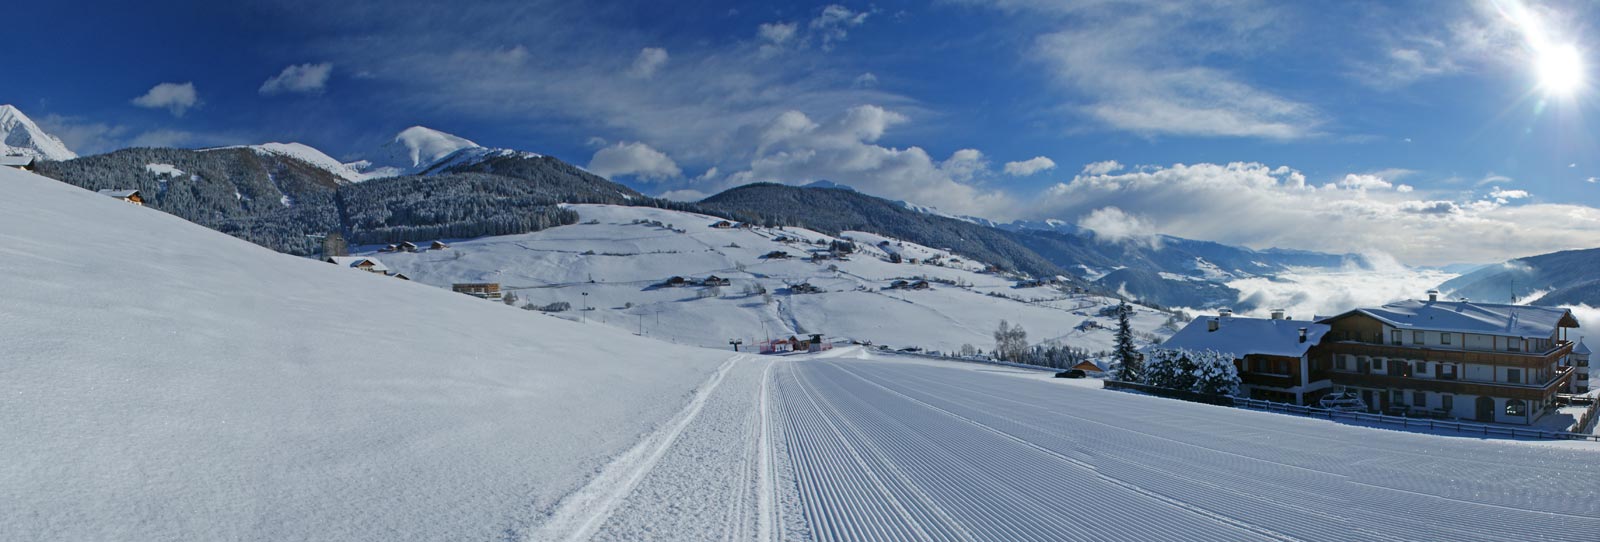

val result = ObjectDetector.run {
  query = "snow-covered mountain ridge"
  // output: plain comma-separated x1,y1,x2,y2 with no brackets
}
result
0,104,76,161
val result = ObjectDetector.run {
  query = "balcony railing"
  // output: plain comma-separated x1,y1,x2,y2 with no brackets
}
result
1322,340,1572,369
1329,367,1573,401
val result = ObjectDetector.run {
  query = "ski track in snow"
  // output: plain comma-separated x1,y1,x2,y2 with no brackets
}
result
531,351,1600,541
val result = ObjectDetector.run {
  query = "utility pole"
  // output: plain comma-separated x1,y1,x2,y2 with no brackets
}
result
581,292,589,323
729,339,743,352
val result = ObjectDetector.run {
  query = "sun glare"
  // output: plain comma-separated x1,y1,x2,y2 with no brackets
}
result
1536,43,1584,96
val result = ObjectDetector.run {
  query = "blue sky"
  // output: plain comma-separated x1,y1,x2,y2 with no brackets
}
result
9,0,1600,264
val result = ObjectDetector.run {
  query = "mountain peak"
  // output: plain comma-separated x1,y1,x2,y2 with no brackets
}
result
0,105,77,161
388,126,480,169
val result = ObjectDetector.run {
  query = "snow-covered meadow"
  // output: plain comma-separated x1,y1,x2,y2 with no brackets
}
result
357,204,1179,354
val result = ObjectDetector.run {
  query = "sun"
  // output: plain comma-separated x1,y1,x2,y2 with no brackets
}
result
1535,43,1584,96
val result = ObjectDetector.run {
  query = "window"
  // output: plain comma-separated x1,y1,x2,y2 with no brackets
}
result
1392,390,1406,405
1414,391,1427,408
1508,338,1522,352
1580,373,1590,381
1336,356,1349,371
1373,358,1385,371
1392,330,1403,345
1507,368,1521,384
1505,399,1527,417
1414,361,1427,376
1441,333,1452,345
1413,330,1424,344
1442,394,1454,412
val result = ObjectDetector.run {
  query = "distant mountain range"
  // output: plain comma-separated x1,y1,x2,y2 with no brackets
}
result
1438,247,1600,307
11,104,1382,310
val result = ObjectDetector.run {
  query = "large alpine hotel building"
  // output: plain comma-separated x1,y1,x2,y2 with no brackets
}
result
1163,290,1588,425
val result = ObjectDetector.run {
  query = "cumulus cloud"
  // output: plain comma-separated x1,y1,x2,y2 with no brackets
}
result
723,105,1015,218
1077,206,1162,249
853,72,879,88
628,47,669,79
1027,161,1600,265
131,82,198,116
810,4,869,50
1004,156,1057,176
588,141,682,180
1081,160,1124,175
259,62,333,95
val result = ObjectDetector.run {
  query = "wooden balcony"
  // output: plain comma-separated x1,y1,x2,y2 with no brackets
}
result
1321,340,1572,369
1329,367,1573,401
1239,372,1299,389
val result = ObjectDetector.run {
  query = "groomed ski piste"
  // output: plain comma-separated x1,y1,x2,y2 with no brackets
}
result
536,347,1600,541
7,165,1600,541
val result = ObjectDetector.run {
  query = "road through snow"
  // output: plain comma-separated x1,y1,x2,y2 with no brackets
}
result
538,350,1600,541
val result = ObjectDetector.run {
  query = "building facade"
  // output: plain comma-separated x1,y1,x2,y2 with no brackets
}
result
1162,293,1580,425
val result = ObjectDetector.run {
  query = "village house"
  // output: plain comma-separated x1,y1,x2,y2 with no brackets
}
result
1163,292,1581,425
1162,308,1332,406
763,251,792,259
1,156,35,170
97,189,143,205
451,282,502,300
790,283,822,294
699,275,730,287
710,220,734,229
662,276,688,287
430,240,449,250
326,256,390,275
397,241,419,253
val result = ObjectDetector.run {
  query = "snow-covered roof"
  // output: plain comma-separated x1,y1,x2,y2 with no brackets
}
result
97,189,140,199
0,156,34,167
1322,299,1576,339
1161,316,1330,358
328,256,389,272
1575,340,1591,355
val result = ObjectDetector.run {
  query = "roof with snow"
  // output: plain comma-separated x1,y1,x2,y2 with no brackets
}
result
0,156,34,167
1320,299,1577,339
1161,316,1330,358
1575,340,1591,355
328,256,389,272
96,189,140,199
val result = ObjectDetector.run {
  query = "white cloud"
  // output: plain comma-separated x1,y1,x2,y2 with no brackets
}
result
810,4,869,51
1077,206,1162,249
628,48,669,79
259,62,333,95
853,72,879,88
35,114,130,155
131,82,198,116
1081,160,1124,175
1004,156,1057,176
1015,2,1320,139
657,188,710,201
723,105,1015,218
1335,173,1393,191
1028,161,1600,265
758,22,799,56
588,141,682,181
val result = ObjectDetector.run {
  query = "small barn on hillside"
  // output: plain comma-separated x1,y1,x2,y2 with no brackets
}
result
0,156,35,170
430,240,449,250
452,283,502,300
327,256,390,274
97,189,144,206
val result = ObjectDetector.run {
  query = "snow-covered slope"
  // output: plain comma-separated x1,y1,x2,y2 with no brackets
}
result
358,204,1180,355
0,166,731,540
207,141,371,183
0,104,76,160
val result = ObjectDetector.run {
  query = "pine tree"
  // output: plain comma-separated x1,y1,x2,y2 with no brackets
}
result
1115,301,1140,381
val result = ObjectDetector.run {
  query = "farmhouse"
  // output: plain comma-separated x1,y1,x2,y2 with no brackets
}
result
326,256,390,274
1162,309,1331,406
763,250,792,259
710,220,734,229
397,241,419,253
700,275,730,287
662,276,688,287
0,156,35,170
451,283,502,300
430,240,449,250
97,189,143,205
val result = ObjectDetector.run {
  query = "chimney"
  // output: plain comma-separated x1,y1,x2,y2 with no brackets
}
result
1208,318,1220,332
1270,308,1285,320
1218,308,1233,318
1298,327,1308,343
1427,289,1439,302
